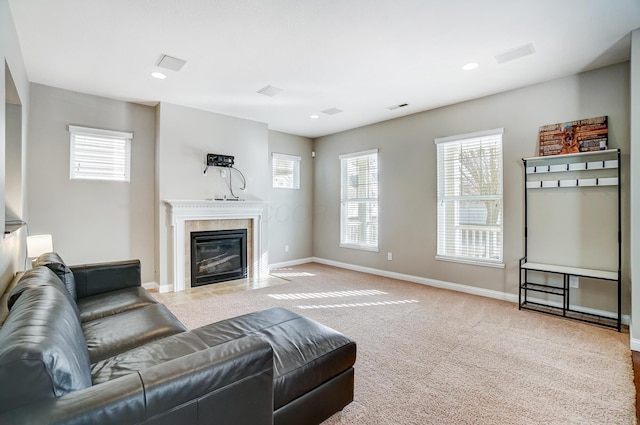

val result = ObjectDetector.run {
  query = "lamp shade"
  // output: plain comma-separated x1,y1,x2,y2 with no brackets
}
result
26,234,53,258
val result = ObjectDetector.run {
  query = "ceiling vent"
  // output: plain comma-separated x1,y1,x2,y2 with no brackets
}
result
494,43,536,64
156,54,187,72
257,85,284,97
322,107,343,115
387,103,409,111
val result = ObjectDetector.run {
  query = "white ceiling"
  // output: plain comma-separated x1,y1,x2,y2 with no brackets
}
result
8,0,640,138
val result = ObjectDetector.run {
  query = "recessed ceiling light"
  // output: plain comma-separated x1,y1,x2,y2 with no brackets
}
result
151,71,167,79
462,62,479,71
310,114,320,119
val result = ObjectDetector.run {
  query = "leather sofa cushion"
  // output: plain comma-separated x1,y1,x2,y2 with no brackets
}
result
8,266,81,320
33,252,77,300
91,331,212,384
0,285,92,412
83,303,188,363
77,286,158,322
192,307,356,409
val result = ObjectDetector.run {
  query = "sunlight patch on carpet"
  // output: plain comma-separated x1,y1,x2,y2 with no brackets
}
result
268,289,386,300
298,299,419,309
270,271,316,278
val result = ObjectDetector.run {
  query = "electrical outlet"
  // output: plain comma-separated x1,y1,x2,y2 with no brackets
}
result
284,245,289,253
387,252,393,261
569,276,579,288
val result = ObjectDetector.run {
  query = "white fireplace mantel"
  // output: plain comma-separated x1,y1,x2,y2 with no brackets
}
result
164,199,268,292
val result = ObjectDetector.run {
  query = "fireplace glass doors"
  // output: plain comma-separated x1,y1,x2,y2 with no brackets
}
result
190,229,247,287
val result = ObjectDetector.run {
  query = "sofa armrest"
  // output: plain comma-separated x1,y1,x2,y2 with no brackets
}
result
0,336,274,425
71,260,141,298
0,373,146,425
141,335,274,425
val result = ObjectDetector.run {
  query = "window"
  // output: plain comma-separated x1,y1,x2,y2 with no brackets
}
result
435,128,503,266
272,153,301,189
69,125,132,182
340,149,378,251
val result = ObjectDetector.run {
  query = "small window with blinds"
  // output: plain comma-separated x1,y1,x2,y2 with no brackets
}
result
340,149,378,251
272,153,301,189
435,129,504,267
69,125,132,182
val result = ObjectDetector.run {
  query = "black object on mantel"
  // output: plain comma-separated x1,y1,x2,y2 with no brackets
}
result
207,153,234,167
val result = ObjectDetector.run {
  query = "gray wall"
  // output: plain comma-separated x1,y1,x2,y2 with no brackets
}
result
313,62,630,314
27,84,156,281
268,130,313,265
0,0,29,295
630,29,640,345
155,102,270,286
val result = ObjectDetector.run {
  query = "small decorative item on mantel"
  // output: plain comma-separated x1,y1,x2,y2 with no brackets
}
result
538,115,608,156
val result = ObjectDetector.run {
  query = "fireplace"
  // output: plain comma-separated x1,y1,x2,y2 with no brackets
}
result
165,200,267,292
190,229,247,287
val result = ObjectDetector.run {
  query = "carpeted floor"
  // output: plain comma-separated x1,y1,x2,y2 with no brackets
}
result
154,263,636,425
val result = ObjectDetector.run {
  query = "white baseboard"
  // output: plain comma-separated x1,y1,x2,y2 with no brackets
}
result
142,281,159,291
310,257,630,326
144,281,173,293
269,257,315,270
311,257,517,302
630,324,640,351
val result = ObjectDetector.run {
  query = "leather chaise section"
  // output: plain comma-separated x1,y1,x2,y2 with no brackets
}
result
262,316,356,409
83,303,187,363
191,307,302,346
193,307,357,410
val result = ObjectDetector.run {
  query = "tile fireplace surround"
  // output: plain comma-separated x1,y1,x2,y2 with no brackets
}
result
165,200,268,292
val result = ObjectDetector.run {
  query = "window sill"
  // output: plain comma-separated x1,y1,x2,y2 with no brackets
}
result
340,243,379,253
435,255,504,269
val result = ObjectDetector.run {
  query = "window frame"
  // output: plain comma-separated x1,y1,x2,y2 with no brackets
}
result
69,125,132,182
339,148,379,252
272,152,301,189
434,128,504,268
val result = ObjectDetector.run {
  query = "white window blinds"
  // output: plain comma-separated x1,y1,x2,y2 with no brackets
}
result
340,149,378,251
69,125,132,182
435,129,503,266
272,153,301,189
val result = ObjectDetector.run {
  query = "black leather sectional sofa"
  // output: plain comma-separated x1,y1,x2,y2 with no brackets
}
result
0,253,356,425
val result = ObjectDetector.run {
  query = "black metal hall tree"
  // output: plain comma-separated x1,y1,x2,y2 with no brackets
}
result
519,149,621,331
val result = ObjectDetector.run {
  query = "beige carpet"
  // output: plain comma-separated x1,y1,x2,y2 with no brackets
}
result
154,263,636,425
